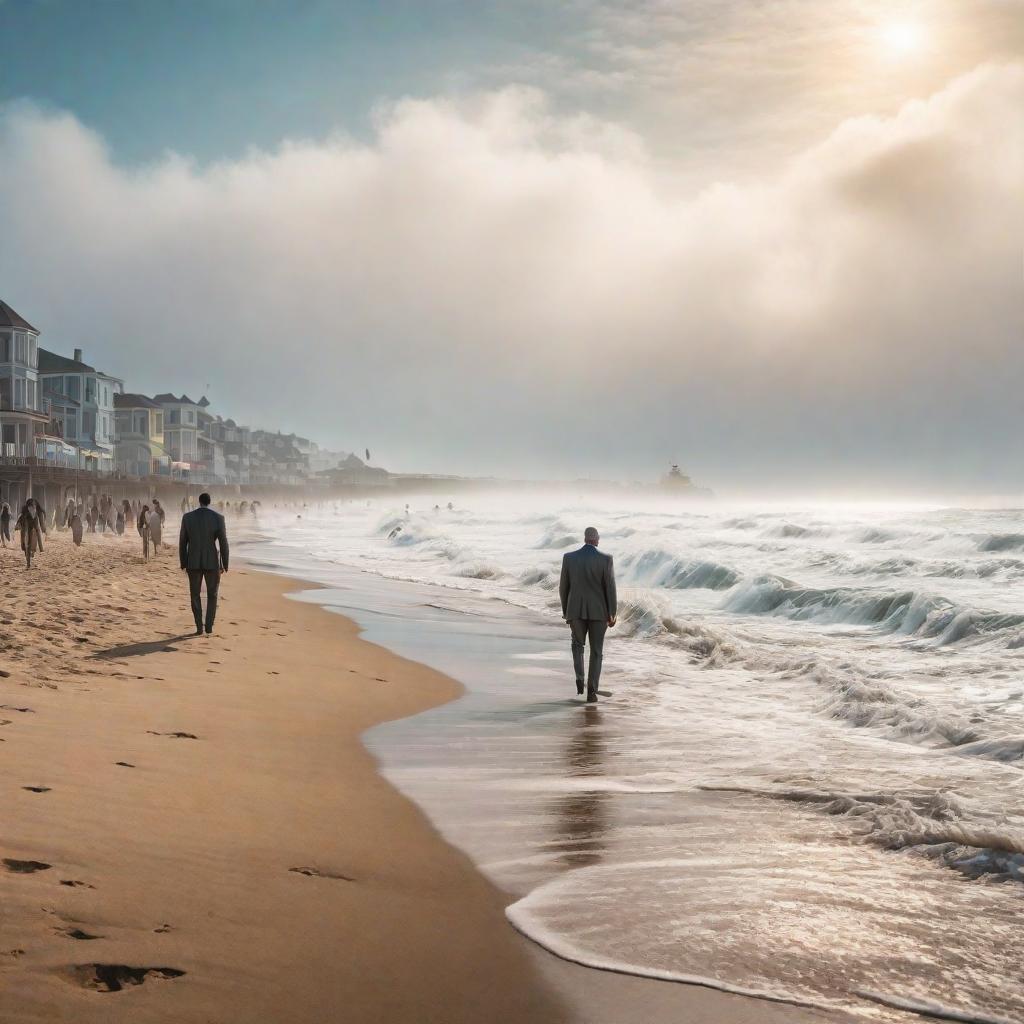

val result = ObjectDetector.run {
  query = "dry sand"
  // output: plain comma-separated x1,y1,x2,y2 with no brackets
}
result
0,526,843,1024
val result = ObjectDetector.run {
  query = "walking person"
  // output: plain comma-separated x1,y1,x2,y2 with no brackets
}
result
70,505,84,546
15,497,46,570
138,504,151,560
559,527,617,703
0,502,11,547
179,492,229,637
149,498,164,553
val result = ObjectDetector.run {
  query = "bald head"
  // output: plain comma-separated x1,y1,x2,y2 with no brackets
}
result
584,527,600,545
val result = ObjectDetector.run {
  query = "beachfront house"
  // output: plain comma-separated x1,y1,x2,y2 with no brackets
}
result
154,393,204,474
196,398,228,483
0,301,49,459
249,429,312,486
114,393,171,477
38,347,123,473
211,417,252,485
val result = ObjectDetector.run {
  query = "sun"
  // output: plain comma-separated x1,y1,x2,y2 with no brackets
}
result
880,21,926,57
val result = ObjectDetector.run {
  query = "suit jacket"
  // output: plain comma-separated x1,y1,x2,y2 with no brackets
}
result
179,507,229,572
560,544,616,621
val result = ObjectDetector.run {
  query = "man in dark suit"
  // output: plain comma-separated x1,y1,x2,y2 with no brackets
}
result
559,527,617,703
179,492,229,636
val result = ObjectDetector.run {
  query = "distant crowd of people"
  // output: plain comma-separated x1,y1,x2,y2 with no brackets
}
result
0,491,259,569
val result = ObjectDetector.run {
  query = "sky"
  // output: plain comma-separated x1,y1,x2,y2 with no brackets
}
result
0,0,1021,493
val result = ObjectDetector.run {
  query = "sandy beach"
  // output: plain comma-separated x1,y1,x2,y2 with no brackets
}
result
1,527,841,1024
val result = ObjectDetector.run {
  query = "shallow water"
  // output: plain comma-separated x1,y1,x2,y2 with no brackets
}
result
245,497,1024,1023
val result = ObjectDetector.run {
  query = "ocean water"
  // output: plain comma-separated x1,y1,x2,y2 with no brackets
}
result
245,496,1024,1023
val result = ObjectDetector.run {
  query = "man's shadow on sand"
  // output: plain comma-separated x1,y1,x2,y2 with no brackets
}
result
91,635,201,659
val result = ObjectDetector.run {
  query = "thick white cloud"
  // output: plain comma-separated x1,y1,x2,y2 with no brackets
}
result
0,63,1020,492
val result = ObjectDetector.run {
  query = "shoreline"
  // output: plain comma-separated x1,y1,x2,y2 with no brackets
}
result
1,533,566,1022
2,531,842,1023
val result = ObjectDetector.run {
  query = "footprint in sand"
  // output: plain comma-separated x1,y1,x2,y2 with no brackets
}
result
289,866,355,881
3,858,51,873
114,762,135,768
59,880,95,889
57,926,104,941
22,785,51,793
69,963,186,992
146,731,198,739
0,705,34,713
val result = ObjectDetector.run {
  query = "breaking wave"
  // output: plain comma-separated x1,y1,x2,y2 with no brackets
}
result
723,576,1024,647
978,534,1024,552
619,548,740,591
701,784,1024,883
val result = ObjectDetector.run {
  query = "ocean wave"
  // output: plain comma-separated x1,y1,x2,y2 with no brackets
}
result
619,548,740,591
978,534,1024,552
506,879,840,1013
722,517,758,530
764,522,827,539
617,594,736,664
701,784,1024,883
723,576,1024,647
454,561,505,580
853,527,900,543
518,566,558,590
535,521,578,549
810,664,981,748
508,859,1021,1024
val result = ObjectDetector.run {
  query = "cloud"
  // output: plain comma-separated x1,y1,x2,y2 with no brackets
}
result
0,63,1021,492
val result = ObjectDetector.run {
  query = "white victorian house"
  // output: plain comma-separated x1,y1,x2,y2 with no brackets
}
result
0,300,49,458
38,347,123,473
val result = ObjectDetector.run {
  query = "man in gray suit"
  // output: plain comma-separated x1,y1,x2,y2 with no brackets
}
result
559,527,617,703
179,492,229,636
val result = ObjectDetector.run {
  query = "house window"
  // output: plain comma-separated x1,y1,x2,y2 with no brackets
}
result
28,337,36,367
27,379,35,410
66,376,81,400
14,377,25,407
0,333,8,362
85,377,96,403
83,411,96,437
66,410,77,439
154,412,163,434
167,409,179,425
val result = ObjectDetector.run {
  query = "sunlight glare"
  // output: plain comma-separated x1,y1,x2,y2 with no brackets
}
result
880,21,926,58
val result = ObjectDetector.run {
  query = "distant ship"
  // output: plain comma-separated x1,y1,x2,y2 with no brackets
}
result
661,464,693,488
657,464,713,497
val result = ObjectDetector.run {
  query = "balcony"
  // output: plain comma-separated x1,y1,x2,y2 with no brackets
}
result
0,393,48,416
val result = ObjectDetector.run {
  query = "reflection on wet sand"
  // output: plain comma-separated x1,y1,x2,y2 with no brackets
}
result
550,705,610,869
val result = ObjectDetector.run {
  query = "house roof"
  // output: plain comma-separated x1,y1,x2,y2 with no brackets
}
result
0,301,38,333
115,392,161,409
38,348,95,374
153,393,198,405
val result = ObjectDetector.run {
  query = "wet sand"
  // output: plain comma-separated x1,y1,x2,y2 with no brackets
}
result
0,528,841,1023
